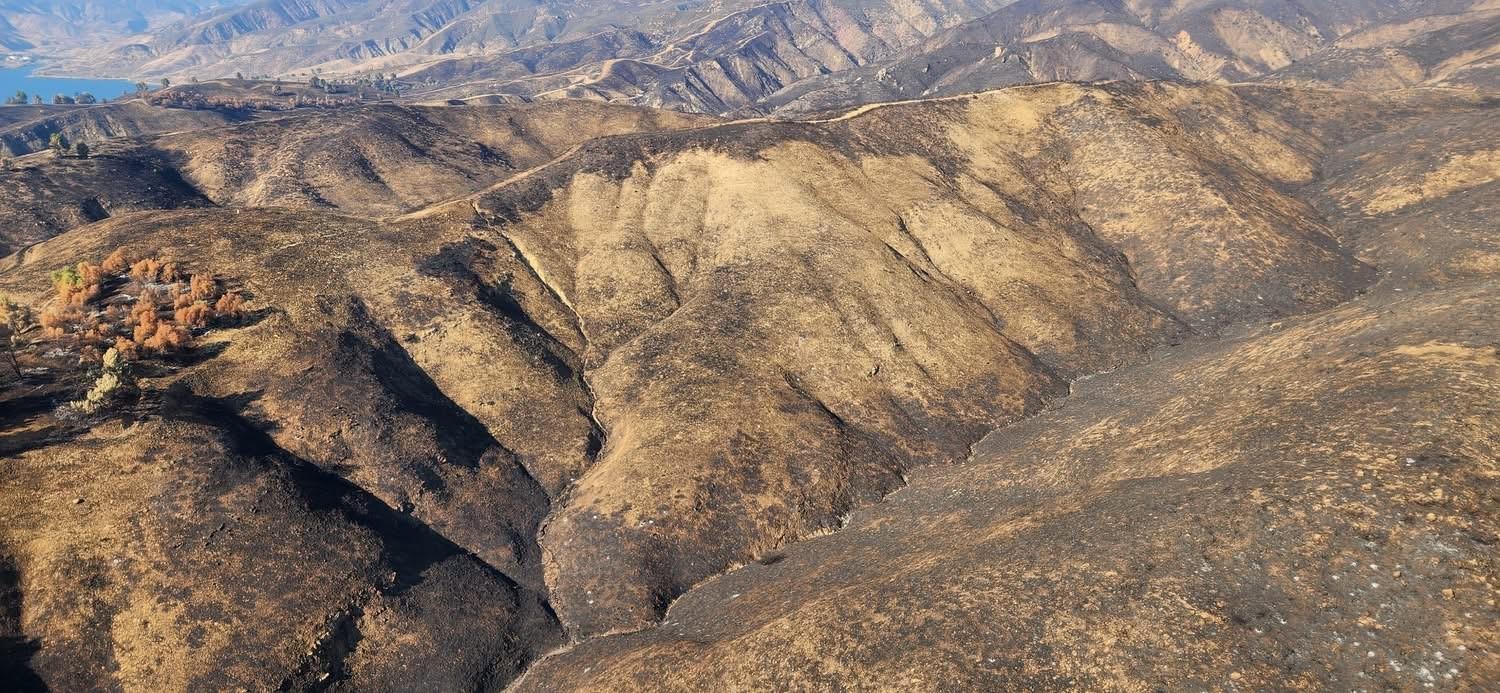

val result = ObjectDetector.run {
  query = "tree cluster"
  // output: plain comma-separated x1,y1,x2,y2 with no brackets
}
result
148,88,364,112
4,90,98,106
32,248,247,365
47,132,92,158
0,248,257,415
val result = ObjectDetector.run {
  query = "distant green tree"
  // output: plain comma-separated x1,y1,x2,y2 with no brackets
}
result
75,92,97,105
160,77,171,88
52,94,75,105
31,94,42,105
74,142,89,159
49,265,81,289
49,132,69,155
235,71,244,80
135,82,149,95
9,90,25,105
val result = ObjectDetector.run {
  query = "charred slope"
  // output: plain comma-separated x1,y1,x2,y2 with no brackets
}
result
0,206,585,688
442,81,1471,637
0,100,243,157
0,99,716,253
515,263,1500,692
0,404,562,690
0,82,1494,688
0,151,213,256
146,100,717,214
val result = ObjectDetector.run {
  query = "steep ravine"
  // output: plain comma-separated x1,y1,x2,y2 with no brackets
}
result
493,83,1497,687
504,195,1335,689
456,80,1415,641
502,103,1500,688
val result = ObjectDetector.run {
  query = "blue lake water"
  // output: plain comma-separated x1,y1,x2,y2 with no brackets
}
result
0,65,139,103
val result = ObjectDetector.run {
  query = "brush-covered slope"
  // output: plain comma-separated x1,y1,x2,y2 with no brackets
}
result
1,82,1495,688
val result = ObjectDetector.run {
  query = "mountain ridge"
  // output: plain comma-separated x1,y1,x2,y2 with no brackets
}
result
13,0,1494,119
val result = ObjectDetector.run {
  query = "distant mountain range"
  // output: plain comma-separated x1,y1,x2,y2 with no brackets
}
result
0,1,247,52
13,0,1500,113
759,0,1500,114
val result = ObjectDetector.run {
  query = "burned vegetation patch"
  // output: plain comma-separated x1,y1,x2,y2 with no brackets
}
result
0,246,252,452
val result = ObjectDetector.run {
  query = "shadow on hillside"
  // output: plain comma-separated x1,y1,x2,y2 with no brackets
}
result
0,367,84,458
0,557,47,691
158,383,544,598
0,310,261,456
